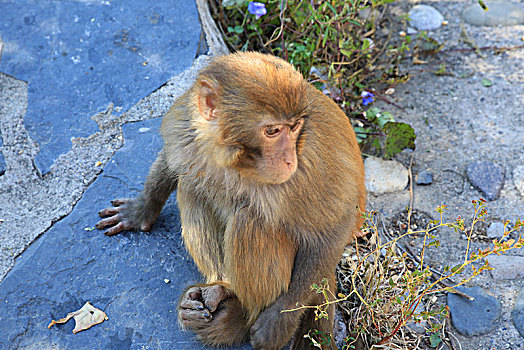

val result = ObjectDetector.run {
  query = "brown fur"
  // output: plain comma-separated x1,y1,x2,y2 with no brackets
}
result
97,52,366,349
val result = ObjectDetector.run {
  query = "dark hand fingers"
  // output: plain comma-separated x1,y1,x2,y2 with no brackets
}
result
98,207,121,218
186,286,203,301
96,214,123,229
111,198,129,206
202,285,227,312
104,221,132,236
179,309,212,326
180,298,205,310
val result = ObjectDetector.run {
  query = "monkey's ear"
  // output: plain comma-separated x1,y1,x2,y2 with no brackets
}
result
197,79,219,121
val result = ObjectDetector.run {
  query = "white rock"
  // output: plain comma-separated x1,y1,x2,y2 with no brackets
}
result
487,255,524,280
364,157,409,195
514,165,524,198
408,5,444,31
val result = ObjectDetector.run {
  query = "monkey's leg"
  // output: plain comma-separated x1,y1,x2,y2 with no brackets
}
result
249,230,347,350
291,293,338,350
178,283,250,347
96,151,177,235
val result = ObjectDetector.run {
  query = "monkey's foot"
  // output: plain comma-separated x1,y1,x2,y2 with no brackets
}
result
178,284,250,346
178,284,230,328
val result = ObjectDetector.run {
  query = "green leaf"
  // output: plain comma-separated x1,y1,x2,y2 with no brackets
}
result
376,111,394,128
227,25,244,34
365,107,380,120
429,332,442,348
481,78,493,87
478,0,488,11
383,122,416,159
451,264,463,273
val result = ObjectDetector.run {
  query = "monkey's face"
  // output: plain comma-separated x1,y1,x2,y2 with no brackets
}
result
195,52,310,185
243,117,304,184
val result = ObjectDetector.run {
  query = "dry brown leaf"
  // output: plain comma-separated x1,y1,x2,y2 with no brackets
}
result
48,302,108,334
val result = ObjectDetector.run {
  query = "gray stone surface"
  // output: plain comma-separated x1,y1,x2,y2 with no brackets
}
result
487,255,524,280
416,170,433,185
514,165,524,198
0,0,201,175
364,156,408,194
447,286,502,337
513,287,524,338
0,131,5,176
466,161,505,201
408,4,444,30
0,119,248,349
463,1,524,26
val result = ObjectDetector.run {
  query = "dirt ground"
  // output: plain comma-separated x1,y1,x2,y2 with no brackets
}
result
368,1,524,349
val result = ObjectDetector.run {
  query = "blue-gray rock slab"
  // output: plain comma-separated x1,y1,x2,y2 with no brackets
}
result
0,0,201,175
0,130,5,175
466,161,505,201
0,119,249,349
513,286,524,338
447,286,502,337
463,1,524,26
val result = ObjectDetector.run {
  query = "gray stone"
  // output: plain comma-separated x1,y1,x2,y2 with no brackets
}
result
364,156,409,194
513,287,524,338
463,1,524,26
416,170,433,185
408,5,444,31
487,221,505,239
466,161,505,201
0,131,5,176
514,165,524,198
0,0,201,175
487,255,524,280
0,119,249,349
447,286,502,336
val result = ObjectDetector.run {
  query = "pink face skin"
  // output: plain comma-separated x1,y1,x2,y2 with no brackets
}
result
258,118,304,184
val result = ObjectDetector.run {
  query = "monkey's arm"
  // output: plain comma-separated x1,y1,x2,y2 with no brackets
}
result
249,230,345,349
96,150,178,235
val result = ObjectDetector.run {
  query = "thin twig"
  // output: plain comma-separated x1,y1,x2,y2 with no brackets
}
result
407,152,414,230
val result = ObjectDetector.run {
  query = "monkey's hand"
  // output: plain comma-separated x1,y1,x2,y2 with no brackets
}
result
178,284,231,328
96,198,155,236
250,299,298,350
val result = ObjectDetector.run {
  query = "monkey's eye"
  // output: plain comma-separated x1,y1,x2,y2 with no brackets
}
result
291,119,303,132
264,126,282,138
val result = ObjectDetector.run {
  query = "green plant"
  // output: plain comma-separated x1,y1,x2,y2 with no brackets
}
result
284,199,523,348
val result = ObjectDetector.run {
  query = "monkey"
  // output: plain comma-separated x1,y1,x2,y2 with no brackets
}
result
97,52,366,349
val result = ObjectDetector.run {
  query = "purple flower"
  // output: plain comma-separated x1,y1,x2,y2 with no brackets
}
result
361,91,374,106
248,2,267,18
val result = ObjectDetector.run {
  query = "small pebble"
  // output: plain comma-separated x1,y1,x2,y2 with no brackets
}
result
466,161,505,201
164,279,170,284
416,171,433,185
408,4,444,30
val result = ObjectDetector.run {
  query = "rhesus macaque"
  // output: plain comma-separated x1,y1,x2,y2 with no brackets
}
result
97,52,366,349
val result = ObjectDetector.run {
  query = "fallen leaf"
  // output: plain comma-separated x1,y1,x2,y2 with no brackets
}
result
48,302,108,334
